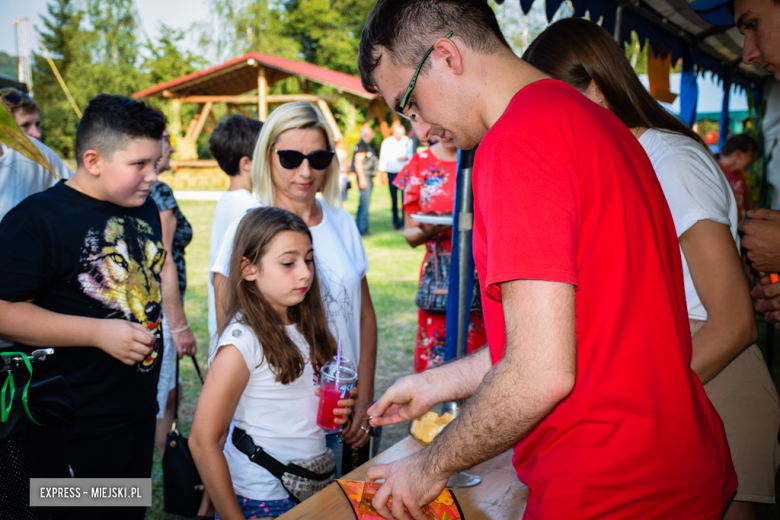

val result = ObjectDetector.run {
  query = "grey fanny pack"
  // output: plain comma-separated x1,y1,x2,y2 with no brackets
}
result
231,426,335,503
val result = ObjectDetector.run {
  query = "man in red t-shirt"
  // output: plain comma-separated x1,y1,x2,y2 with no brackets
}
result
363,1,736,519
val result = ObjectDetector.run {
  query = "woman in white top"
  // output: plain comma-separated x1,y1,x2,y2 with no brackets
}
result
525,18,780,520
212,102,378,463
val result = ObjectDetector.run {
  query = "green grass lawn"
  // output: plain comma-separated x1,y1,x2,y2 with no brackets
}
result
148,183,425,519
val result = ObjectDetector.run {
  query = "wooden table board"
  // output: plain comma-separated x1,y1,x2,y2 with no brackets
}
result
278,436,528,519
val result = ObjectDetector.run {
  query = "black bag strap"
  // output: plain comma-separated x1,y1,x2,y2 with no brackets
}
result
171,353,203,430
231,427,334,481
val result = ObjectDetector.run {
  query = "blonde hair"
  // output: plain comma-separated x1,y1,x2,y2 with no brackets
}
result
252,102,341,208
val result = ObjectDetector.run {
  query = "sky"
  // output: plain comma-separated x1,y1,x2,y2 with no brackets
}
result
0,0,209,58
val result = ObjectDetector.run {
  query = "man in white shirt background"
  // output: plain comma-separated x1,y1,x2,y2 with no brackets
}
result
378,122,411,229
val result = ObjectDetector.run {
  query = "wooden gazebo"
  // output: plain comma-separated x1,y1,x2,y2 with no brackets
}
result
133,52,387,162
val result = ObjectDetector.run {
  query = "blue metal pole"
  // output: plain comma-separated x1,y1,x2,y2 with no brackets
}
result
680,50,698,128
444,148,477,361
719,74,732,150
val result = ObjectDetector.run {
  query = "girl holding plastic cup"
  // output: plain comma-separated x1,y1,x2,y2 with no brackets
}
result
190,207,356,519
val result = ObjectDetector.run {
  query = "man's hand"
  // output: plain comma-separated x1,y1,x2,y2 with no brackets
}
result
172,327,197,357
358,176,368,190
366,450,448,520
752,275,780,328
739,209,780,273
95,320,154,365
367,373,441,428
342,394,372,448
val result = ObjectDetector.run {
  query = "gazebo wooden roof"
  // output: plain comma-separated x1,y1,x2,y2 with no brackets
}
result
133,52,385,161
134,51,375,101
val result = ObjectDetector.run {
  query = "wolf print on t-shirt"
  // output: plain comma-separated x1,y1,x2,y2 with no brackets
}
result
77,216,166,372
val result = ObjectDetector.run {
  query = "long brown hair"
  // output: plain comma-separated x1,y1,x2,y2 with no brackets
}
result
522,18,705,147
219,207,335,384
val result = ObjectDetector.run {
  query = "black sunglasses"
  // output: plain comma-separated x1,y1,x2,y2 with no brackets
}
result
272,147,334,170
1,92,34,106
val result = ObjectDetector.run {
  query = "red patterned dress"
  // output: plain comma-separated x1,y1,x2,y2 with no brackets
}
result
394,149,487,372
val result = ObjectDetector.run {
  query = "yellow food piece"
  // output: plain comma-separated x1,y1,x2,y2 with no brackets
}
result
411,411,455,445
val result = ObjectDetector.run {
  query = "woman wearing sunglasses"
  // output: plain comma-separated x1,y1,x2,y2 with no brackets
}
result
525,18,780,519
211,101,377,476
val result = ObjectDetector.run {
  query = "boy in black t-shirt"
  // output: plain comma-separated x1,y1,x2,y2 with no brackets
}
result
0,94,166,520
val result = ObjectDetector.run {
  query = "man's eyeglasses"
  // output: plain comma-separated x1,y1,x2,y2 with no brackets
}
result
398,31,453,116
272,148,335,170
1,92,34,107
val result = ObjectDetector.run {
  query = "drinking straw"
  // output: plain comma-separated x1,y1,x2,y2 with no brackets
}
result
336,338,342,381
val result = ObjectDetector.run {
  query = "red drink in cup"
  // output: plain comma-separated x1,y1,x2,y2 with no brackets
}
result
317,361,357,430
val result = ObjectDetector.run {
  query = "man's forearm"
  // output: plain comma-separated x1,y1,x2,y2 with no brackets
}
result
0,300,102,347
423,280,577,477
423,355,567,477
421,347,492,404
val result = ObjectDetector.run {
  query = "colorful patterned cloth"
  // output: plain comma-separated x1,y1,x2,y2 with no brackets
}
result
394,150,487,372
337,480,464,520
215,494,295,519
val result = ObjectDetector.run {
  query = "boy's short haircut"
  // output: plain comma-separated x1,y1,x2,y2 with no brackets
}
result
358,0,511,94
209,115,263,176
74,94,166,168
721,133,759,157
0,87,40,117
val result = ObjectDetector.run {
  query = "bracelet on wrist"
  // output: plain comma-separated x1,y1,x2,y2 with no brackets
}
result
170,323,190,334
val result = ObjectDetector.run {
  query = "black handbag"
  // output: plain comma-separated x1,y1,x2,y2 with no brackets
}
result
162,354,204,517
415,239,482,314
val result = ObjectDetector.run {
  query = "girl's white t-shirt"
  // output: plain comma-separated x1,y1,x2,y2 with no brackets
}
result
211,199,369,364
638,129,739,321
209,318,324,501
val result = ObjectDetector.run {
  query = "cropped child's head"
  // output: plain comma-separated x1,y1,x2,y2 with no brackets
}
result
721,133,759,172
74,94,166,207
209,115,263,176
224,207,335,383
0,88,41,139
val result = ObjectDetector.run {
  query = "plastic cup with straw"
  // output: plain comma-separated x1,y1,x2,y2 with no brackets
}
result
317,339,357,430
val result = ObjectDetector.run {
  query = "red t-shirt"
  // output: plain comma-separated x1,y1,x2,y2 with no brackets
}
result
472,80,736,519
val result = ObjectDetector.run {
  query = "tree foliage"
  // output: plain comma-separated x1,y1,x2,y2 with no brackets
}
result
32,0,206,158
280,0,376,75
32,0,90,158
196,0,299,63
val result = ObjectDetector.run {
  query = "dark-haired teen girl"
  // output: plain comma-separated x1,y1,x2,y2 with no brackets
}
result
190,207,355,520
525,18,780,519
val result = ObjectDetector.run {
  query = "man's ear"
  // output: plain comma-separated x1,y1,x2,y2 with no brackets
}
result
434,37,464,76
239,156,253,174
82,150,102,178
241,257,258,281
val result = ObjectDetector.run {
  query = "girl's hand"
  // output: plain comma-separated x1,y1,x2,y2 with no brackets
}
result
314,387,358,425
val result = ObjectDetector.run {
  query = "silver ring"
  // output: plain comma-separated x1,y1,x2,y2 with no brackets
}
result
360,426,370,434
